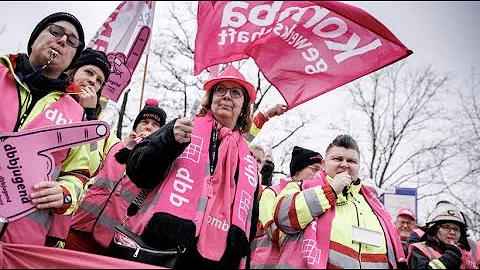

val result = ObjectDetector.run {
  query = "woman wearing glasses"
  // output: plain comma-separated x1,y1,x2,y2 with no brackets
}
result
250,146,323,268
124,65,260,269
0,12,93,246
407,200,479,269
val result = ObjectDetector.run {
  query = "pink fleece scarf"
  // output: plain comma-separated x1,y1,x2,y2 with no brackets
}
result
301,173,406,268
197,127,239,260
138,111,258,262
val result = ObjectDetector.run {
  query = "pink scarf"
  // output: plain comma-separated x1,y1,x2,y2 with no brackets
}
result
197,127,239,260
301,173,406,268
135,112,258,262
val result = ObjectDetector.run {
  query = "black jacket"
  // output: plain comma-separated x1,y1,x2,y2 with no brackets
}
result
126,118,260,269
408,234,462,269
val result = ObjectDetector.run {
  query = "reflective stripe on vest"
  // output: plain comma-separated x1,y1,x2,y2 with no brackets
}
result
411,241,477,269
327,241,389,269
3,209,51,245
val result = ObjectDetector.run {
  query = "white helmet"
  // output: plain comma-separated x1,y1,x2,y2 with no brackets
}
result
426,201,470,228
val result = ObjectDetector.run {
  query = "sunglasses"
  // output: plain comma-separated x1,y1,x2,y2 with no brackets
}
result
213,85,244,99
48,24,83,48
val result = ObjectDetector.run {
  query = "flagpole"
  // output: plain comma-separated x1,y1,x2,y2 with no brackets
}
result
138,53,149,113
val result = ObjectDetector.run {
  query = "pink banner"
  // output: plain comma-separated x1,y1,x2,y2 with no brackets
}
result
0,243,164,269
194,1,412,109
0,121,109,221
89,1,156,102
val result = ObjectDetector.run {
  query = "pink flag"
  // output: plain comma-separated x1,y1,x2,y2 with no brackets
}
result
194,1,412,109
89,1,156,102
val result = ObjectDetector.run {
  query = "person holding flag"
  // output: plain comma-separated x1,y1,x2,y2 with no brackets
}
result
0,12,93,246
125,65,260,269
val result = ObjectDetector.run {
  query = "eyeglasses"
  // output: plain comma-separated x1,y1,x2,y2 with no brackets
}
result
308,165,322,173
48,24,83,48
439,224,461,234
213,85,244,99
397,220,415,226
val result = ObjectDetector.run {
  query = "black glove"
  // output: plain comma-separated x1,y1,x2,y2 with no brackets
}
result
439,244,462,269
114,147,132,164
260,160,274,186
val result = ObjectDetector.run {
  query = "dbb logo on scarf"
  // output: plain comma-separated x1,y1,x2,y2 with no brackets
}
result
170,167,194,207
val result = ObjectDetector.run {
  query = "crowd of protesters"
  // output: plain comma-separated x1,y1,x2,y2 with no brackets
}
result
1,11,479,270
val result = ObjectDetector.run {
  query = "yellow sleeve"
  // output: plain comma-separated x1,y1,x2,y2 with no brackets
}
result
56,144,91,215
273,181,336,234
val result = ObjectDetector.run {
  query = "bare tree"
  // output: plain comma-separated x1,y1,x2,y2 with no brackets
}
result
440,69,480,238
141,2,311,179
342,61,454,190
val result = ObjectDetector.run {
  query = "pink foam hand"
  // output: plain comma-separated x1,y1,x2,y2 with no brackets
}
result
103,26,151,102
0,121,109,221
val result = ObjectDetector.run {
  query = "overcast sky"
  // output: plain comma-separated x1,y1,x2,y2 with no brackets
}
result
1,0,479,158
1,1,479,83
1,1,478,221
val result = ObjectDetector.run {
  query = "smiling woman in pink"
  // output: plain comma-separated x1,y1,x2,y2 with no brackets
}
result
124,65,261,269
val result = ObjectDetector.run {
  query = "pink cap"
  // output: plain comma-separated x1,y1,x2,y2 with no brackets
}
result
397,208,416,220
203,65,256,103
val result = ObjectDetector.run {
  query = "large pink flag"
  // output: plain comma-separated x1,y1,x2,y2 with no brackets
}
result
89,1,156,102
194,1,413,109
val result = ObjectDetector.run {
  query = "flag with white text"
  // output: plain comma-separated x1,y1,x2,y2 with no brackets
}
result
194,1,412,109
89,1,156,102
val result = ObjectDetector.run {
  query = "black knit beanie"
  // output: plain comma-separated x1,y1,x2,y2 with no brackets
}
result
70,48,111,81
28,12,85,69
133,99,167,130
289,146,323,176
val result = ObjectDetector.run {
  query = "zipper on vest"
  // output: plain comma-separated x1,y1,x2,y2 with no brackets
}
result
13,84,32,131
350,193,363,268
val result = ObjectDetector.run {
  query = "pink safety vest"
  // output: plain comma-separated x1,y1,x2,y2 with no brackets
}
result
250,178,292,268
129,113,258,260
0,58,84,245
408,241,477,269
273,173,405,269
70,142,142,248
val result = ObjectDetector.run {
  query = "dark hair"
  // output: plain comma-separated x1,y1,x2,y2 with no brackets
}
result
326,134,360,156
65,67,103,118
198,83,252,133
